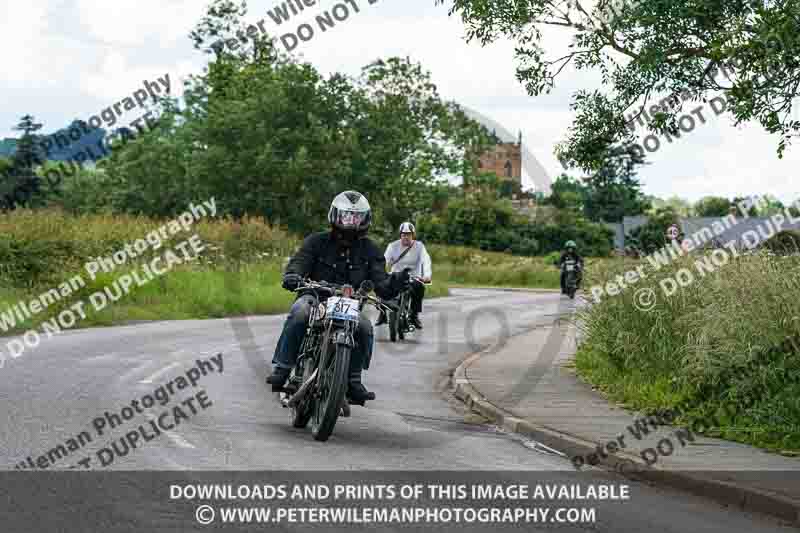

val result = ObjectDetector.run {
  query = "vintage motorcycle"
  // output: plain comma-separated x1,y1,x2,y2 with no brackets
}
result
385,276,430,342
279,279,393,442
562,258,581,299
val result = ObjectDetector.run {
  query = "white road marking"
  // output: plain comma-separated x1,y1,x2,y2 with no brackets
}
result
82,353,118,364
139,362,181,384
145,414,196,449
117,360,159,383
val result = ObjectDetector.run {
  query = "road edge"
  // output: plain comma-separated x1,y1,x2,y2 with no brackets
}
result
451,347,800,526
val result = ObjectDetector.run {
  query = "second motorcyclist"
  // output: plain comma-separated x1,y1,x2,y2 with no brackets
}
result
375,222,432,329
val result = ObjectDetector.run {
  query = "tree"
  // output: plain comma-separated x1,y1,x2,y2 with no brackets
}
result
436,0,800,171
732,195,760,217
11,115,44,171
498,178,522,199
582,144,650,223
650,195,693,217
102,3,496,235
694,196,732,217
755,194,786,216
1,115,45,210
545,174,587,212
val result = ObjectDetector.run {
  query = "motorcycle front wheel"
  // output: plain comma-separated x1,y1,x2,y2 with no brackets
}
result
311,343,350,442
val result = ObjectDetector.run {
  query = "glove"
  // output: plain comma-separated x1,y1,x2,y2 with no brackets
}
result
281,273,302,291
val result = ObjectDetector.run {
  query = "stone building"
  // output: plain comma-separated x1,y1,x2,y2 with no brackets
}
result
474,130,523,186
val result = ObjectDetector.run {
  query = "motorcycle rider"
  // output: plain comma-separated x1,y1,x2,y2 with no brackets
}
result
558,240,584,294
266,191,410,404
375,222,432,330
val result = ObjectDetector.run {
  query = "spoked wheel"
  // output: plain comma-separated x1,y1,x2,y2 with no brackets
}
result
291,361,314,428
311,344,350,442
399,295,412,340
389,310,398,342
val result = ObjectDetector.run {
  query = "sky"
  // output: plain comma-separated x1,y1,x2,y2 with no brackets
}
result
2,0,798,203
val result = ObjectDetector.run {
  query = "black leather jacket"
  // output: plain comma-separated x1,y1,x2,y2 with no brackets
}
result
285,231,400,299
558,251,584,270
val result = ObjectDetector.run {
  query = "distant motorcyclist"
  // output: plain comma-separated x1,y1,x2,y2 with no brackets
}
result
558,240,584,294
266,191,410,404
375,222,432,330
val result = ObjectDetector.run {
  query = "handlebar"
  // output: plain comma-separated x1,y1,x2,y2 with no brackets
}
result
293,279,392,313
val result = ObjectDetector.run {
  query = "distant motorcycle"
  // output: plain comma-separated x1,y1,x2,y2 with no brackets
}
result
384,276,431,342
279,279,393,442
562,259,581,299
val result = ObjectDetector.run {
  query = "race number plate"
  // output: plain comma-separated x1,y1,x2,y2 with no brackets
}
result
565,261,575,271
326,297,360,322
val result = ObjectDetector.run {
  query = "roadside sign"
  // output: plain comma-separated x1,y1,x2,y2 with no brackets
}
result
666,224,680,240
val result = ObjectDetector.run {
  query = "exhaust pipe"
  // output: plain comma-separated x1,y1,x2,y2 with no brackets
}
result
286,368,318,408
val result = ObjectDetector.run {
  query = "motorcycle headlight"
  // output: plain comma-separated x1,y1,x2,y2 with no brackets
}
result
317,303,326,320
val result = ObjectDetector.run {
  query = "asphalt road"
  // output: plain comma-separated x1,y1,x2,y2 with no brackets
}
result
0,289,794,532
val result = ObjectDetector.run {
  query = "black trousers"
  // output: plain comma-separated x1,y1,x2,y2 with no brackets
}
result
409,281,425,314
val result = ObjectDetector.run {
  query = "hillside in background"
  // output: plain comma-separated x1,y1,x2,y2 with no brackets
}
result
0,120,108,162
0,138,15,157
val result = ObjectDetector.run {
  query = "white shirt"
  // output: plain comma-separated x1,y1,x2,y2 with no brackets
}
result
384,240,432,279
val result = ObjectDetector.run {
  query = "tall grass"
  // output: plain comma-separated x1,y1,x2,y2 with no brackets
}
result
0,210,465,335
576,251,800,451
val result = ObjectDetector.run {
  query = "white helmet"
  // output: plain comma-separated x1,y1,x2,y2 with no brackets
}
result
328,190,372,235
399,222,415,235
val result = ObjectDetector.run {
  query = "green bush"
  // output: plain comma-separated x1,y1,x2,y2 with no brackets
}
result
418,197,611,256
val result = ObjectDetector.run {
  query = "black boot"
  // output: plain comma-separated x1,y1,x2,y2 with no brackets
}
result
410,313,423,329
348,372,375,405
266,366,291,392
374,310,387,326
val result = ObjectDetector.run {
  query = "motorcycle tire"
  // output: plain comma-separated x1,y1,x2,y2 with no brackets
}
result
398,315,406,340
291,361,314,428
311,343,350,442
389,310,398,342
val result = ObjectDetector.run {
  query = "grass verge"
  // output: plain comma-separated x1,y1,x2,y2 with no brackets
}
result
575,251,800,453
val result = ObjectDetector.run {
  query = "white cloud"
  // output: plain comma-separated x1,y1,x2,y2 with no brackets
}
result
0,1,79,88
74,0,207,47
81,51,193,105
